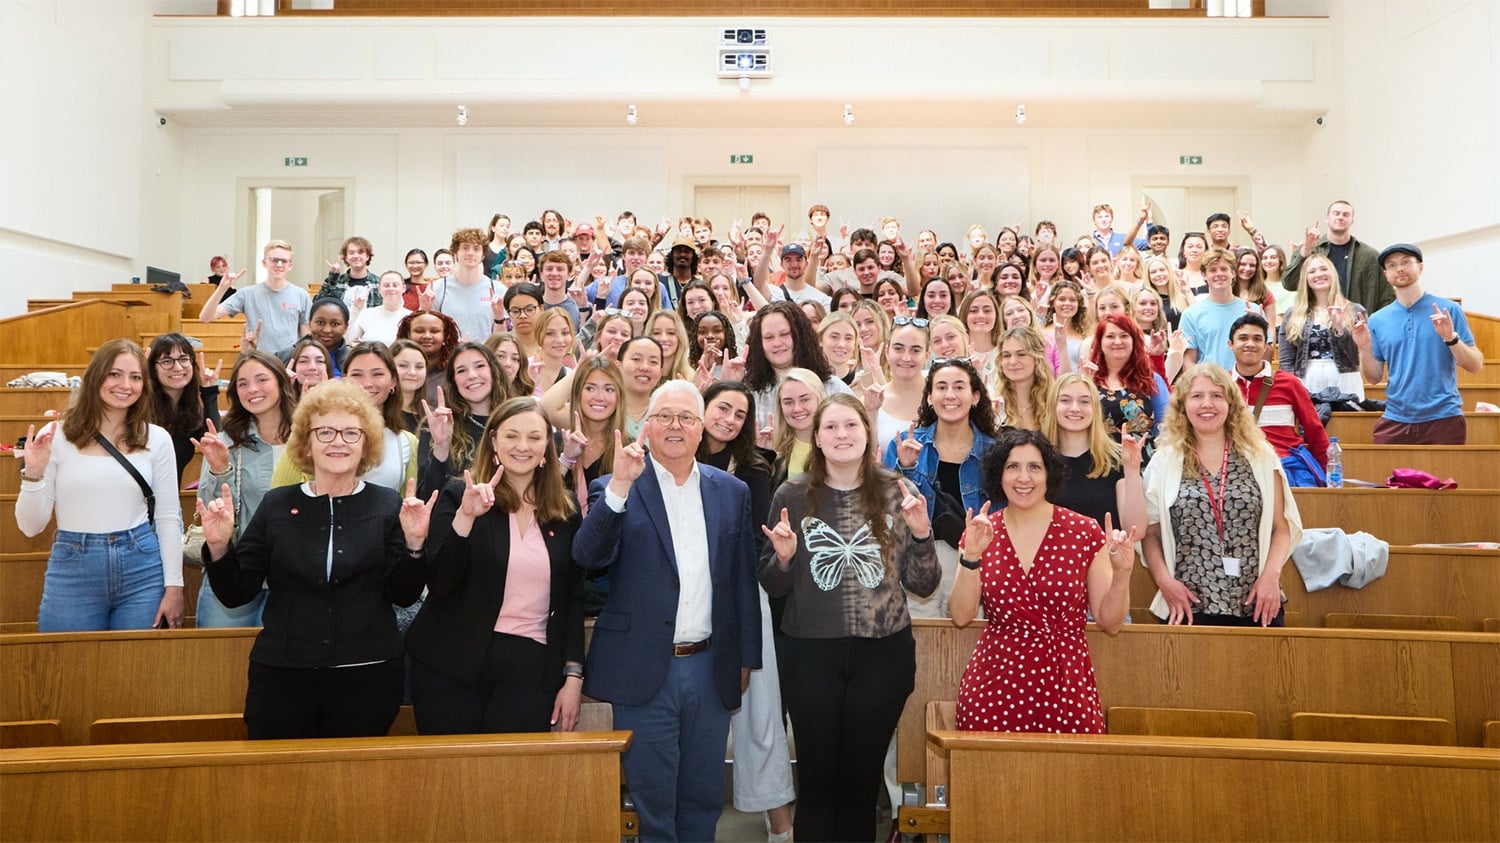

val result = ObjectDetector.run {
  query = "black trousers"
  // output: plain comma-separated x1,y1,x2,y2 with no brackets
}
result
244,659,404,740
410,631,555,735
780,627,915,843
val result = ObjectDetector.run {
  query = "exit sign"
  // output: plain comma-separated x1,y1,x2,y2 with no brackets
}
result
284,157,308,167
1179,155,1204,165
729,154,754,164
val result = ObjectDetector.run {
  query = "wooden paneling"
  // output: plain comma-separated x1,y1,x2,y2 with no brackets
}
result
1293,488,1500,545
1366,384,1500,409
1327,412,1500,445
0,720,61,749
1106,706,1259,739
897,620,1500,784
1458,359,1499,385
1291,712,1457,746
935,732,1499,842
1279,546,1500,632
0,732,628,843
0,301,143,368
1338,444,1497,487
90,713,247,744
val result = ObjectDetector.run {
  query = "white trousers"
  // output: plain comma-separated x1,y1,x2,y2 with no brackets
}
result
730,585,797,812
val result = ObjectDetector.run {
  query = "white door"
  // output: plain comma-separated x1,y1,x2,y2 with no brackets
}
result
692,184,792,241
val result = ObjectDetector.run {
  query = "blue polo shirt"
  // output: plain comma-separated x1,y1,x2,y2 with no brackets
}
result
1368,292,1473,423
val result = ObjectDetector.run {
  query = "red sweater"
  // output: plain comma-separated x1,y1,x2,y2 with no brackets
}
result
1234,366,1331,468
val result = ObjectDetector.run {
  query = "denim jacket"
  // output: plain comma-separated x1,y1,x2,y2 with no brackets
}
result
882,421,995,519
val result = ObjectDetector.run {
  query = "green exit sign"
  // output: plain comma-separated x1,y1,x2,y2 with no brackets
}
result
1179,155,1203,165
729,154,754,164
284,157,308,167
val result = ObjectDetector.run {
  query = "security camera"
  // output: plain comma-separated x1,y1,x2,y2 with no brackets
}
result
158,116,166,126
1316,115,1325,126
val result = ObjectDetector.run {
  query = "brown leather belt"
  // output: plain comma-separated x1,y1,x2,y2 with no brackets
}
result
673,638,710,657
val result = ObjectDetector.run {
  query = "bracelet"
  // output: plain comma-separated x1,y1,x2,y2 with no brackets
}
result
493,318,505,324
19,466,43,483
911,532,932,544
1444,336,1460,347
563,665,584,681
959,556,982,570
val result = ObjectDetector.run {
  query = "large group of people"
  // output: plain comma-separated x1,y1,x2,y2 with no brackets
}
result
16,197,1484,842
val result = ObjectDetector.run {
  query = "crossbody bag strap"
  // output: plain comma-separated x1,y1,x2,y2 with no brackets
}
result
93,433,155,525
1252,376,1273,421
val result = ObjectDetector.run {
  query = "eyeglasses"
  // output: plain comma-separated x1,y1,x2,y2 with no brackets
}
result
892,317,930,328
156,356,193,369
649,412,702,429
311,427,365,444
508,305,540,318
266,257,292,266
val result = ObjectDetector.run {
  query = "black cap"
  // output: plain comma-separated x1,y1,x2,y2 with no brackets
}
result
1378,243,1423,268
780,243,807,259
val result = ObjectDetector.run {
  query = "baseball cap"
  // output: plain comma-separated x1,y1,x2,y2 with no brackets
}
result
781,243,807,259
1378,243,1423,267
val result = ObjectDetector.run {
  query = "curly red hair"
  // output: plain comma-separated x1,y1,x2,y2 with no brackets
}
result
1088,313,1158,397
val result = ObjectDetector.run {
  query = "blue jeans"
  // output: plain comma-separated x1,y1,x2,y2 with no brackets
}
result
38,523,165,632
195,576,267,628
612,649,732,843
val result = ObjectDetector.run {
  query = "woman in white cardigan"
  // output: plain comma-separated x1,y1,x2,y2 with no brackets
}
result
1141,363,1302,626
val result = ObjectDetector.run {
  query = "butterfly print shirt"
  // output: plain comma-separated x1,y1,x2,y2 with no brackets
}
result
759,476,940,639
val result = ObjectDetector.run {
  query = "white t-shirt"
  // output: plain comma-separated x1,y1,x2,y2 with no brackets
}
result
350,306,412,346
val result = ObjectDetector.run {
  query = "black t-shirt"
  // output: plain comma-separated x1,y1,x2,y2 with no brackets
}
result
1055,451,1122,528
1326,240,1352,296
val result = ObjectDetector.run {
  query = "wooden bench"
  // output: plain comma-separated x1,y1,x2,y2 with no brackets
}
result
1338,444,1500,487
1458,358,1500,385
90,713,247,744
1366,383,1500,409
1327,412,1500,445
1293,488,1499,545
931,731,1499,841
896,620,1500,794
1291,711,1458,746
1107,705,1259,739
0,720,61,749
0,732,631,842
1278,545,1498,632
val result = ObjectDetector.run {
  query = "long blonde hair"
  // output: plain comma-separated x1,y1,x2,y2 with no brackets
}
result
772,368,827,463
1162,363,1274,470
996,326,1055,432
1144,255,1189,314
1042,373,1121,479
1282,254,1351,344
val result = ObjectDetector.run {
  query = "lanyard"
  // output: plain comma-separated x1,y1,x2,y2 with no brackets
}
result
1197,440,1232,544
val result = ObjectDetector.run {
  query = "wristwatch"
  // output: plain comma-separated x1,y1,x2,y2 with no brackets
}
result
959,556,982,570
1444,336,1460,347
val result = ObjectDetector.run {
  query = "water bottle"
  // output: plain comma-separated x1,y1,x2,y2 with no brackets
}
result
1326,437,1343,488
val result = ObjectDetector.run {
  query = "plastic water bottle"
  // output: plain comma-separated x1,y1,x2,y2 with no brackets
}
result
1326,437,1343,488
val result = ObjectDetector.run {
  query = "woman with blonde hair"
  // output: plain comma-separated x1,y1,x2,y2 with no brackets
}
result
818,311,862,387
999,295,1061,374
1143,254,1192,331
958,289,1003,394
1142,364,1303,627
996,326,1055,432
484,331,536,398
1042,280,1091,373
557,356,629,512
926,315,971,361
17,339,184,631
199,379,435,738
530,308,577,396
1044,373,1147,532
1112,245,1146,286
1277,253,1364,400
769,367,828,486
647,310,694,381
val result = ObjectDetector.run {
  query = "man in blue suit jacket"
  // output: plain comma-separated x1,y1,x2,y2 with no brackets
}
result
574,380,762,843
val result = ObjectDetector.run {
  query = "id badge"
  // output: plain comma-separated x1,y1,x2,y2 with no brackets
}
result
1222,556,1242,577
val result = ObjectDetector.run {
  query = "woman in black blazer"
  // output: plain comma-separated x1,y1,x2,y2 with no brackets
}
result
405,397,586,734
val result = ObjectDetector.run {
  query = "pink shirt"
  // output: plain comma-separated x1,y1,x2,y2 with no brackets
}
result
494,513,551,644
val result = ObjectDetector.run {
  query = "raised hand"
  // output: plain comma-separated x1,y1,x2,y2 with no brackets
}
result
763,224,785,255
198,352,223,388
528,355,546,382
22,422,54,478
325,259,342,274
1167,329,1188,356
196,482,236,547
350,293,366,315
491,296,508,324
859,342,884,379
897,477,931,539
1147,329,1167,356
458,468,501,518
192,418,231,475
961,502,994,563
597,274,612,302
1238,210,1256,233
399,477,441,547
721,347,747,382
1103,512,1141,574
418,285,437,311
1429,302,1457,343
243,319,263,350
609,429,647,492
1302,221,1320,255
862,382,886,416
761,507,798,563
421,391,455,455
225,268,247,285
1328,304,1348,335
755,424,774,450
1120,431,1145,473
895,422,923,469
562,411,589,462
1350,310,1372,349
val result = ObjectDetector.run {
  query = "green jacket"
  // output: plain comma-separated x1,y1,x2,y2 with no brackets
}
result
1281,235,1394,315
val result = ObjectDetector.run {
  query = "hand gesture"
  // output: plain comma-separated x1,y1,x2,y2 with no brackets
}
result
527,355,545,383
326,259,342,274
399,478,441,546
1139,198,1152,223
761,507,798,563
1302,221,1320,254
198,352,223,388
1081,360,1100,378
595,214,608,232
721,347,747,382
458,468,501,518
859,342,884,377
192,418,231,475
22,422,55,477
894,422,923,469
1350,310,1371,349
421,392,454,451
1429,303,1457,343
894,238,911,261
1120,431,1145,473
763,224,784,256
608,430,647,494
1147,329,1167,356
1159,576,1201,625
562,412,589,462
729,218,744,245
1167,329,1188,356
242,319,263,351
563,217,575,235
490,296,508,324
1328,304,1348,335
839,219,850,240
894,299,912,319
418,285,437,311
597,274,612,301
196,482,236,547
862,382,886,415
897,477,931,539
960,502,994,562
225,268,247,286
1103,512,1141,574
568,282,588,308
694,346,721,391
1238,210,1255,233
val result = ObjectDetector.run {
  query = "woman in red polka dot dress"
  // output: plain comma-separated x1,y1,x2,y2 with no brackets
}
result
950,429,1139,733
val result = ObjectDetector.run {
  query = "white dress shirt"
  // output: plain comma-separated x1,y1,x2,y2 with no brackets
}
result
605,460,714,643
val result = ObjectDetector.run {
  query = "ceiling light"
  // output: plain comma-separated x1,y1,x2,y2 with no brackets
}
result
1015,104,1026,126
626,104,638,126
456,105,468,127
843,104,854,126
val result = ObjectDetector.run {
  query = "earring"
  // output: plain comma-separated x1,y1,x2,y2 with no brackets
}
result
493,454,501,466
